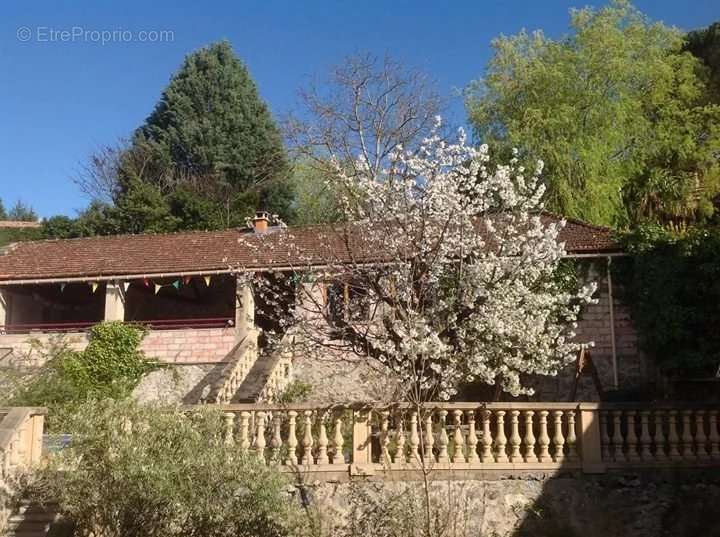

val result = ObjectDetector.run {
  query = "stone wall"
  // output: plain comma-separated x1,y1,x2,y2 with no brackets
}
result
531,260,653,401
0,326,237,365
304,471,720,537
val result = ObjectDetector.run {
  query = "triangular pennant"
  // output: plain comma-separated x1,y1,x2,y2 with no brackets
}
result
60,283,66,292
204,275,211,287
154,283,162,295
91,282,99,293
172,280,180,290
144,278,150,288
183,276,192,285
123,281,130,292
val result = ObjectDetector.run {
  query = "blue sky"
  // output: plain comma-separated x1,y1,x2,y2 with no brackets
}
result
1,0,717,218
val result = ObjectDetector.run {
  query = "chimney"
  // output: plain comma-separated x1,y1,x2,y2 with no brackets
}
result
252,211,270,233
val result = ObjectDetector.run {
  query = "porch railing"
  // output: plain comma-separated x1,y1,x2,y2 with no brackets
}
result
209,402,720,477
0,317,234,334
0,407,46,478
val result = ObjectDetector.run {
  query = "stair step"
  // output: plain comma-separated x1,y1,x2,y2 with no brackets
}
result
232,353,282,403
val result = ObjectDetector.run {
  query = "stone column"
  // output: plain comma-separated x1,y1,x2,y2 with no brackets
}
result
0,288,7,328
104,282,125,321
235,278,255,342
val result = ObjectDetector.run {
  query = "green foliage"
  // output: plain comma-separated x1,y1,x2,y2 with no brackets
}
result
6,200,38,221
9,322,157,423
0,226,42,247
287,161,342,226
34,400,307,537
277,380,313,404
466,1,720,228
686,22,720,100
616,225,720,374
127,40,293,224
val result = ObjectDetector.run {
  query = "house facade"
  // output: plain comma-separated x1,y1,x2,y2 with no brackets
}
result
0,213,646,403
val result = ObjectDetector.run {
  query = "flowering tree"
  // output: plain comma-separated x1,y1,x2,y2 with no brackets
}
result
244,120,596,400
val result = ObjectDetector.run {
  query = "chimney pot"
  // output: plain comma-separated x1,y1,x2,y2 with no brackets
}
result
253,211,270,233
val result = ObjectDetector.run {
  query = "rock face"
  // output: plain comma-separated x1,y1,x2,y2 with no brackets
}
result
132,364,216,404
301,471,720,537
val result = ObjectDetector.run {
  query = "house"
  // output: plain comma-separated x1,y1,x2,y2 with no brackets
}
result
0,212,646,402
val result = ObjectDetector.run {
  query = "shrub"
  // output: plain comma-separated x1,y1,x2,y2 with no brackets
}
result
34,399,307,537
8,322,157,428
617,225,720,375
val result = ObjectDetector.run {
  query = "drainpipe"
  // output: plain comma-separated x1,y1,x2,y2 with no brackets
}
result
606,256,619,390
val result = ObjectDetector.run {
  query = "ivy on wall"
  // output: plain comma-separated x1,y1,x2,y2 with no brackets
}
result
616,225,720,376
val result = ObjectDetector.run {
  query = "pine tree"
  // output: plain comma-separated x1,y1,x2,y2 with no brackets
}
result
127,41,292,225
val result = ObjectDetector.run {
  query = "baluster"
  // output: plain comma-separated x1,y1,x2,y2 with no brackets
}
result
495,410,508,463
681,410,695,460
551,410,566,462
301,410,314,465
639,411,652,461
480,409,494,463
255,411,267,463
286,410,298,465
668,410,682,461
395,411,406,464
380,411,391,465
565,410,578,461
653,410,667,460
466,410,479,463
316,411,329,464
523,410,537,463
695,411,710,460
611,411,625,462
600,411,611,460
452,410,466,464
509,410,522,463
239,411,251,452
424,413,436,463
626,411,640,462
437,410,449,463
332,412,345,465
224,412,235,445
409,411,420,464
270,412,282,463
709,410,720,459
537,410,551,462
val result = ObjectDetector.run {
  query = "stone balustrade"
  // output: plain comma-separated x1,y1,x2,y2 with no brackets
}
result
212,402,720,478
207,334,259,404
0,407,45,478
599,406,720,464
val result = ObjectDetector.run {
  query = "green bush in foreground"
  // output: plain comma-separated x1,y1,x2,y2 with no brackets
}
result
34,399,307,537
8,322,157,428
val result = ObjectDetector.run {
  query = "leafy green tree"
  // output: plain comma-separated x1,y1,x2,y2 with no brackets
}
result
126,40,293,225
0,198,6,220
686,22,720,100
6,200,37,221
466,1,720,227
286,160,341,226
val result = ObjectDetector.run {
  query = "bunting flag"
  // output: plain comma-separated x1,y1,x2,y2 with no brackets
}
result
144,278,150,288
183,276,192,285
204,275,212,287
154,283,162,295
123,281,130,292
91,282,99,293
172,280,180,290
60,283,66,293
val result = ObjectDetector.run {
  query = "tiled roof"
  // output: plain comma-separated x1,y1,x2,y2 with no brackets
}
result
0,214,621,283
0,220,41,229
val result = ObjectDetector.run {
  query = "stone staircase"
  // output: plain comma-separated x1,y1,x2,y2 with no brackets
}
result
231,352,284,403
5,502,64,537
